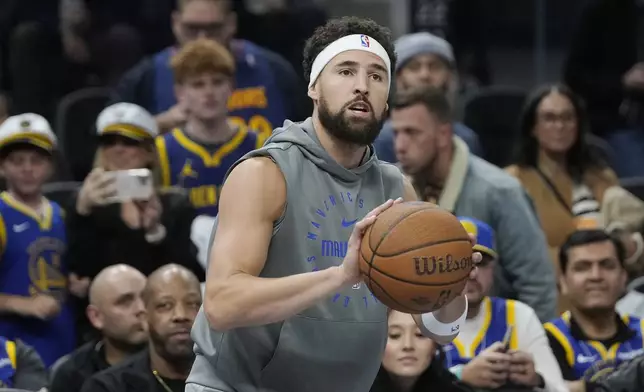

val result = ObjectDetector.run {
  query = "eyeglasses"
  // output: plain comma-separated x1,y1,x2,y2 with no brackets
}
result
98,135,142,147
537,111,576,125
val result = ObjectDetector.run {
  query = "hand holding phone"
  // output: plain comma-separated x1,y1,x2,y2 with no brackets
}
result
104,169,154,203
502,325,514,352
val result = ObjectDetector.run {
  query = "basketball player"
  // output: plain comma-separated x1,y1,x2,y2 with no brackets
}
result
0,113,74,367
156,38,263,216
187,17,481,392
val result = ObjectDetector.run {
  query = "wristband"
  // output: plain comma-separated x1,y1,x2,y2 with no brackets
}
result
419,295,468,337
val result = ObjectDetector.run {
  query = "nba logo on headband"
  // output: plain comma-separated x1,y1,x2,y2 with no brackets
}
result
360,35,370,48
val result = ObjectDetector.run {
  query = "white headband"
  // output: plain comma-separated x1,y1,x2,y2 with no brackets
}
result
308,34,391,91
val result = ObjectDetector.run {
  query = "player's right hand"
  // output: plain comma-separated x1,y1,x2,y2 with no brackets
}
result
461,341,510,389
26,295,61,320
338,198,402,286
77,168,117,215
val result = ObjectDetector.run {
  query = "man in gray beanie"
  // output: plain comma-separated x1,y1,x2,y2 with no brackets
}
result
374,32,481,162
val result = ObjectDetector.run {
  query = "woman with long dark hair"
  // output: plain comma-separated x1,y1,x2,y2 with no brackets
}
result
506,84,620,311
370,310,472,392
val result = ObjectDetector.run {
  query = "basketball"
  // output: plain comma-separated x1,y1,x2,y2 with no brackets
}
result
359,202,473,313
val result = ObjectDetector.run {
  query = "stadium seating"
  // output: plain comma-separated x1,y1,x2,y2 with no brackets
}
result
55,88,110,181
462,86,527,167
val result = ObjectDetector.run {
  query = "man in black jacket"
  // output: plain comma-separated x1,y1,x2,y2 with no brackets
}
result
49,264,147,392
79,264,201,392
586,354,644,391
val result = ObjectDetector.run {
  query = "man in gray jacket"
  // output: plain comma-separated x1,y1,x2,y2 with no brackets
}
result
390,85,557,321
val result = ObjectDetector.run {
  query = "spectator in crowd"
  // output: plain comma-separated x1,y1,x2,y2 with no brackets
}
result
564,0,644,177
370,310,474,392
112,0,308,136
442,217,566,392
390,85,557,321
0,113,75,367
0,336,48,390
67,102,204,282
49,264,148,392
7,0,148,119
506,84,626,311
80,264,202,392
374,32,481,163
545,230,644,392
408,0,490,88
156,38,264,216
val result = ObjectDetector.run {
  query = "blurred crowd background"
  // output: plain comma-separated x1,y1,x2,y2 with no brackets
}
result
2,0,644,391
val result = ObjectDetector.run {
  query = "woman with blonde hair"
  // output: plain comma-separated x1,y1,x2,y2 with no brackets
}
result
66,103,204,341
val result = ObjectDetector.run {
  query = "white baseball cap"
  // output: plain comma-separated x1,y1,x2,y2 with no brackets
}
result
96,103,158,141
0,113,57,153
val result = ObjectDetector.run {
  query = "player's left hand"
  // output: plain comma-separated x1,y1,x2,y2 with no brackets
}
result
508,350,541,387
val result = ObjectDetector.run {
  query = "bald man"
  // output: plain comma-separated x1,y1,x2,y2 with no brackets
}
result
81,264,201,392
50,264,147,392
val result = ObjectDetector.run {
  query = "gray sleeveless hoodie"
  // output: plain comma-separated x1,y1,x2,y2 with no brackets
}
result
188,118,405,392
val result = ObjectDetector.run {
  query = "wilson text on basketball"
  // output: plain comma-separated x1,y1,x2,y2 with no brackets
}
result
413,255,472,276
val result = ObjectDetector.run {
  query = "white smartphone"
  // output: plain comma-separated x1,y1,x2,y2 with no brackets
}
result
104,169,154,202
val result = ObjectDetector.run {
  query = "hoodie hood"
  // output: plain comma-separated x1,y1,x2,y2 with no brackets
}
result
264,117,378,183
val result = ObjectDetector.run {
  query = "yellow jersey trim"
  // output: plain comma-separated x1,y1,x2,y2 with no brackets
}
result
155,136,171,187
6,339,16,369
171,126,249,167
0,192,53,231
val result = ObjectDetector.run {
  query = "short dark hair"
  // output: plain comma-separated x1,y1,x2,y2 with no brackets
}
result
302,16,397,84
177,0,231,13
391,86,452,123
559,229,625,272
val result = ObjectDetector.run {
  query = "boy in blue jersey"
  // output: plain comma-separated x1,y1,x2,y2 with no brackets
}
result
545,230,644,392
0,113,75,367
444,217,566,392
156,38,264,216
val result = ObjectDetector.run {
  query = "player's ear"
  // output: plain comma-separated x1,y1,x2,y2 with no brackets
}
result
308,82,319,101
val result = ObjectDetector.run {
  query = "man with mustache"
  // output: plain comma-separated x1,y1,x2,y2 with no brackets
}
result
187,16,481,392
80,264,202,392
545,230,644,392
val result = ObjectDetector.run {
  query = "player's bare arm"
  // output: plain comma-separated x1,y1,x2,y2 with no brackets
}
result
205,157,392,331
401,175,477,344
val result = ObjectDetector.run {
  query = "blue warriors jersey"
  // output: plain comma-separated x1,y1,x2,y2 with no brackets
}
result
156,126,264,216
443,297,519,367
153,40,289,141
545,312,644,381
0,337,16,388
0,192,75,367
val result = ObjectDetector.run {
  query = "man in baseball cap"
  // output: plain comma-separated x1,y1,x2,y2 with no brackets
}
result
443,217,566,392
374,32,481,162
